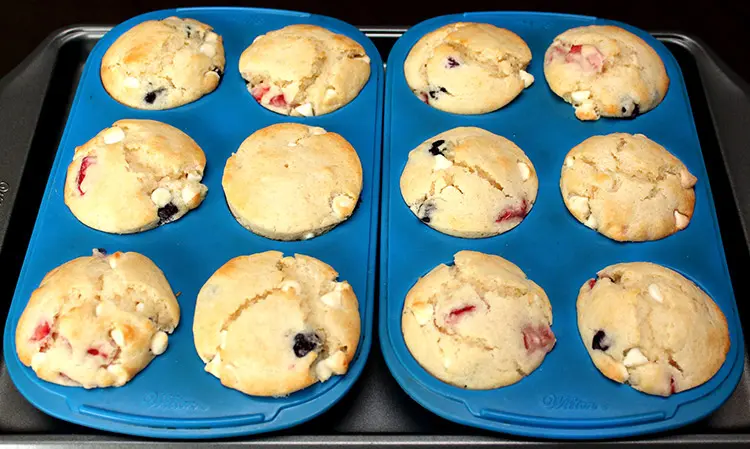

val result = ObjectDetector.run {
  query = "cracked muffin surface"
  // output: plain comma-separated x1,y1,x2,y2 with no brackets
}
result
64,119,208,234
101,16,225,110
400,127,537,238
544,25,669,120
193,251,361,397
578,262,729,396
404,22,534,114
560,133,696,242
402,250,555,389
15,250,180,388
239,24,371,117
223,123,362,241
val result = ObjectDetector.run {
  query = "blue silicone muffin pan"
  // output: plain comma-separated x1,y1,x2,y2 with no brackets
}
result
2,7,383,439
379,12,745,439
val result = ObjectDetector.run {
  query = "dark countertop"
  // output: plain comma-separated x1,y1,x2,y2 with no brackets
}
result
0,0,749,82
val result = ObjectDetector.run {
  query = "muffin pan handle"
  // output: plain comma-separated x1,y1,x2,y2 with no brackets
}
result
667,33,750,244
0,32,61,250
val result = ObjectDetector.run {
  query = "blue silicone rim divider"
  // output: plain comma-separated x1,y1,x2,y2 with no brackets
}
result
2,7,383,439
379,12,744,440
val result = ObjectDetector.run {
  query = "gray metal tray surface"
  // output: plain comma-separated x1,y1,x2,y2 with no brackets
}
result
1,25,750,447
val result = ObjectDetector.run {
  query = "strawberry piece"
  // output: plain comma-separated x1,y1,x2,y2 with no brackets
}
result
523,324,556,354
446,305,476,324
251,84,270,101
419,92,429,103
31,322,51,342
588,279,597,289
670,377,677,395
76,156,95,196
269,94,287,107
87,348,99,356
569,44,582,54
496,199,528,223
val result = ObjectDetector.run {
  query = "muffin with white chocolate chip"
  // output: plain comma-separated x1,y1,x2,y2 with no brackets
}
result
400,127,537,238
404,22,534,114
560,133,696,242
101,16,225,110
577,262,729,396
223,123,362,241
193,251,361,397
239,24,371,117
15,250,180,389
64,119,208,234
544,25,669,120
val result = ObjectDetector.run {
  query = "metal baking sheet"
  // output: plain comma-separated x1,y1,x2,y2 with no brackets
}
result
0,25,749,446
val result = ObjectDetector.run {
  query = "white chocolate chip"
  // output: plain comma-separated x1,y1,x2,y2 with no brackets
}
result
568,195,591,217
102,126,125,145
674,210,690,230
324,87,337,101
303,232,315,240
361,55,371,64
623,348,649,367
648,284,663,303
334,282,349,292
107,364,129,386
309,126,327,135
205,354,222,377
565,156,575,168
123,77,140,88
150,331,168,355
150,187,172,208
288,142,297,147
320,290,342,308
315,360,334,381
135,302,145,313
519,69,535,88
199,43,216,57
584,213,598,229
293,103,314,117
181,185,201,205
411,302,434,326
205,32,218,43
433,154,453,171
280,280,301,295
443,357,452,369
108,255,118,269
205,71,220,81
187,172,203,183
31,352,46,370
315,350,347,382
110,329,125,347
517,162,531,181
95,303,104,316
680,169,696,188
571,90,592,104
575,101,599,120
219,330,228,349
252,35,264,44
332,195,355,218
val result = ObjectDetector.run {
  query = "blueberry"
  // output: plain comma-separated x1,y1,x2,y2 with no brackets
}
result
96,248,107,255
293,333,321,357
446,57,460,68
185,24,193,38
428,87,449,100
144,88,166,104
428,139,446,156
419,202,436,223
592,330,609,351
157,203,179,224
